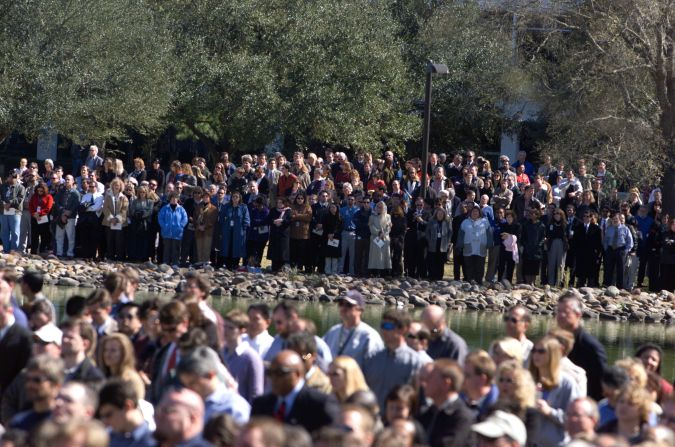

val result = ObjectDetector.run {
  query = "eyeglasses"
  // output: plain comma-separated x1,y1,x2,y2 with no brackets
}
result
406,333,420,340
265,367,295,378
380,321,397,331
531,348,547,355
503,316,522,324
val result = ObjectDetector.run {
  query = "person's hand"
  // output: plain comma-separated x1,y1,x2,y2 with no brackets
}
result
536,399,552,416
3,203,9,211
62,215,68,224
501,233,509,240
328,234,334,240
316,224,323,230
198,224,205,232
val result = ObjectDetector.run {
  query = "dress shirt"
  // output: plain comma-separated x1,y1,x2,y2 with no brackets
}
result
204,383,251,424
242,330,274,358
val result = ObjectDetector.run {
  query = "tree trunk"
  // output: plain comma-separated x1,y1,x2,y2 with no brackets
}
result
663,144,675,217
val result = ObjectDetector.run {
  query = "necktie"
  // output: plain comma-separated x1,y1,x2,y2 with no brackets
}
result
275,400,286,422
166,346,178,375
612,227,619,249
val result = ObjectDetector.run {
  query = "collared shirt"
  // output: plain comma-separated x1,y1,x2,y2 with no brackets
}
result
603,224,634,251
0,314,16,341
242,330,274,358
427,328,468,364
223,342,264,403
276,379,305,417
80,191,104,215
204,383,251,425
323,321,384,369
109,421,155,447
265,335,332,372
363,343,424,409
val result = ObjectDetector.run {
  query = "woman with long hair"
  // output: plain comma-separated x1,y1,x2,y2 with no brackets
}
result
219,191,250,270
28,182,53,255
425,207,452,280
98,333,146,400
194,189,218,266
328,356,370,403
267,197,292,272
521,208,546,285
546,208,568,287
528,336,581,446
492,360,538,440
322,203,342,274
102,178,129,261
113,159,128,181
368,201,392,276
289,193,312,271
129,158,147,184
128,185,154,262
389,204,407,277
598,385,653,444
100,157,116,186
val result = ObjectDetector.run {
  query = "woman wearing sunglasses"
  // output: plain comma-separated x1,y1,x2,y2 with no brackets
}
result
528,336,582,446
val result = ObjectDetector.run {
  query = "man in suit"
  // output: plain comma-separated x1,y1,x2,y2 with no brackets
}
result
416,359,473,447
0,279,32,402
556,292,607,401
150,301,190,404
251,350,339,433
59,319,105,386
572,212,603,287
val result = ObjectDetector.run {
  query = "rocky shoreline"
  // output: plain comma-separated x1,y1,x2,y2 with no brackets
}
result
2,254,673,325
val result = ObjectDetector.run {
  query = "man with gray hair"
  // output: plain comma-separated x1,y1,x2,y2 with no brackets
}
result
52,381,98,424
176,346,250,425
556,292,607,401
85,145,104,171
565,397,599,442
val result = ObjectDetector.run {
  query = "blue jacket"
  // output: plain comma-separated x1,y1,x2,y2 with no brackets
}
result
220,203,250,258
248,206,270,243
158,204,188,240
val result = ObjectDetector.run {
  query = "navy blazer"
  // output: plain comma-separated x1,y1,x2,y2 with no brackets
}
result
0,324,32,399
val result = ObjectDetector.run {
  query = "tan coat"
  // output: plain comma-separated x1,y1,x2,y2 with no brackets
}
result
290,204,312,240
194,202,218,238
101,193,129,228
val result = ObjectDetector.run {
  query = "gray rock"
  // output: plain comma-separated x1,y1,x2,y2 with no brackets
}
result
605,286,620,298
57,277,80,287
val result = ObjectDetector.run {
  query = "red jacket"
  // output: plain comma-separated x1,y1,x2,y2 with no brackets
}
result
29,193,54,216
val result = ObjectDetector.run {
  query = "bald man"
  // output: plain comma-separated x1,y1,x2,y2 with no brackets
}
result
155,387,211,447
421,305,468,365
251,350,339,433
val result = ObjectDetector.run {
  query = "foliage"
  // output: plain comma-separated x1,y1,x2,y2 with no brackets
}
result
414,2,528,153
516,0,674,184
164,0,419,154
0,0,176,145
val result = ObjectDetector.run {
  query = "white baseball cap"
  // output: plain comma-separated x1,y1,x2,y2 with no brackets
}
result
471,410,526,446
33,323,63,346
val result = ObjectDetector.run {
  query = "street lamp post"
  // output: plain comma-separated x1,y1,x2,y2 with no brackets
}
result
420,60,449,199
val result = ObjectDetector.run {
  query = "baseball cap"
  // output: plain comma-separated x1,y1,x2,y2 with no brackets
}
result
33,323,63,346
471,410,526,446
337,290,364,308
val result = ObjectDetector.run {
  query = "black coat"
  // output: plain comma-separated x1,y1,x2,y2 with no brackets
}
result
521,220,546,261
568,327,607,401
266,208,292,262
416,397,474,447
0,325,32,399
572,222,603,264
321,211,343,258
251,386,340,434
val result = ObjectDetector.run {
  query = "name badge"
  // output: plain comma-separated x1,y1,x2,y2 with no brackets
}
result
230,220,234,227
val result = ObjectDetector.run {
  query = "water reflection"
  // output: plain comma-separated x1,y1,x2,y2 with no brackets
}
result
34,285,675,380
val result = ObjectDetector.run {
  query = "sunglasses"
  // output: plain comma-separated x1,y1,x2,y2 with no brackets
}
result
503,316,522,324
406,333,420,340
266,367,294,378
380,321,397,331
531,348,547,355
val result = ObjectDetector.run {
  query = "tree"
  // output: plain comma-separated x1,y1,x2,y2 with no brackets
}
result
516,0,675,209
0,0,176,145
164,0,419,154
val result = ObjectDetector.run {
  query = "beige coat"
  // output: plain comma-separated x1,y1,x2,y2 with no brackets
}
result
101,193,129,228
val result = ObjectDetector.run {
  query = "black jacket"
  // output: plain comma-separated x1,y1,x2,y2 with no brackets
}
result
568,326,607,401
251,386,340,434
0,325,32,399
416,397,474,447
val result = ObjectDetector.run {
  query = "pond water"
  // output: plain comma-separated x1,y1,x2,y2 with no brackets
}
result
35,285,675,380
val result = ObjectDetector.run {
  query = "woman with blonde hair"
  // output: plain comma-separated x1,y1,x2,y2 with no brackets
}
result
102,178,129,261
598,384,653,443
489,337,525,367
528,335,581,446
328,356,370,402
98,333,146,400
113,159,128,180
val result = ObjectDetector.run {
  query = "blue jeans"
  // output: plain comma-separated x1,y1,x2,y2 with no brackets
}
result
0,213,22,253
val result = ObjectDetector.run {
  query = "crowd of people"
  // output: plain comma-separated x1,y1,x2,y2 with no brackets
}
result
0,267,673,447
1,147,673,291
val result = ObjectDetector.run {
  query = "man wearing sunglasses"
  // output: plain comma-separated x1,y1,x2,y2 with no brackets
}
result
323,290,383,369
362,309,424,410
422,305,468,365
503,305,533,363
252,350,339,433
